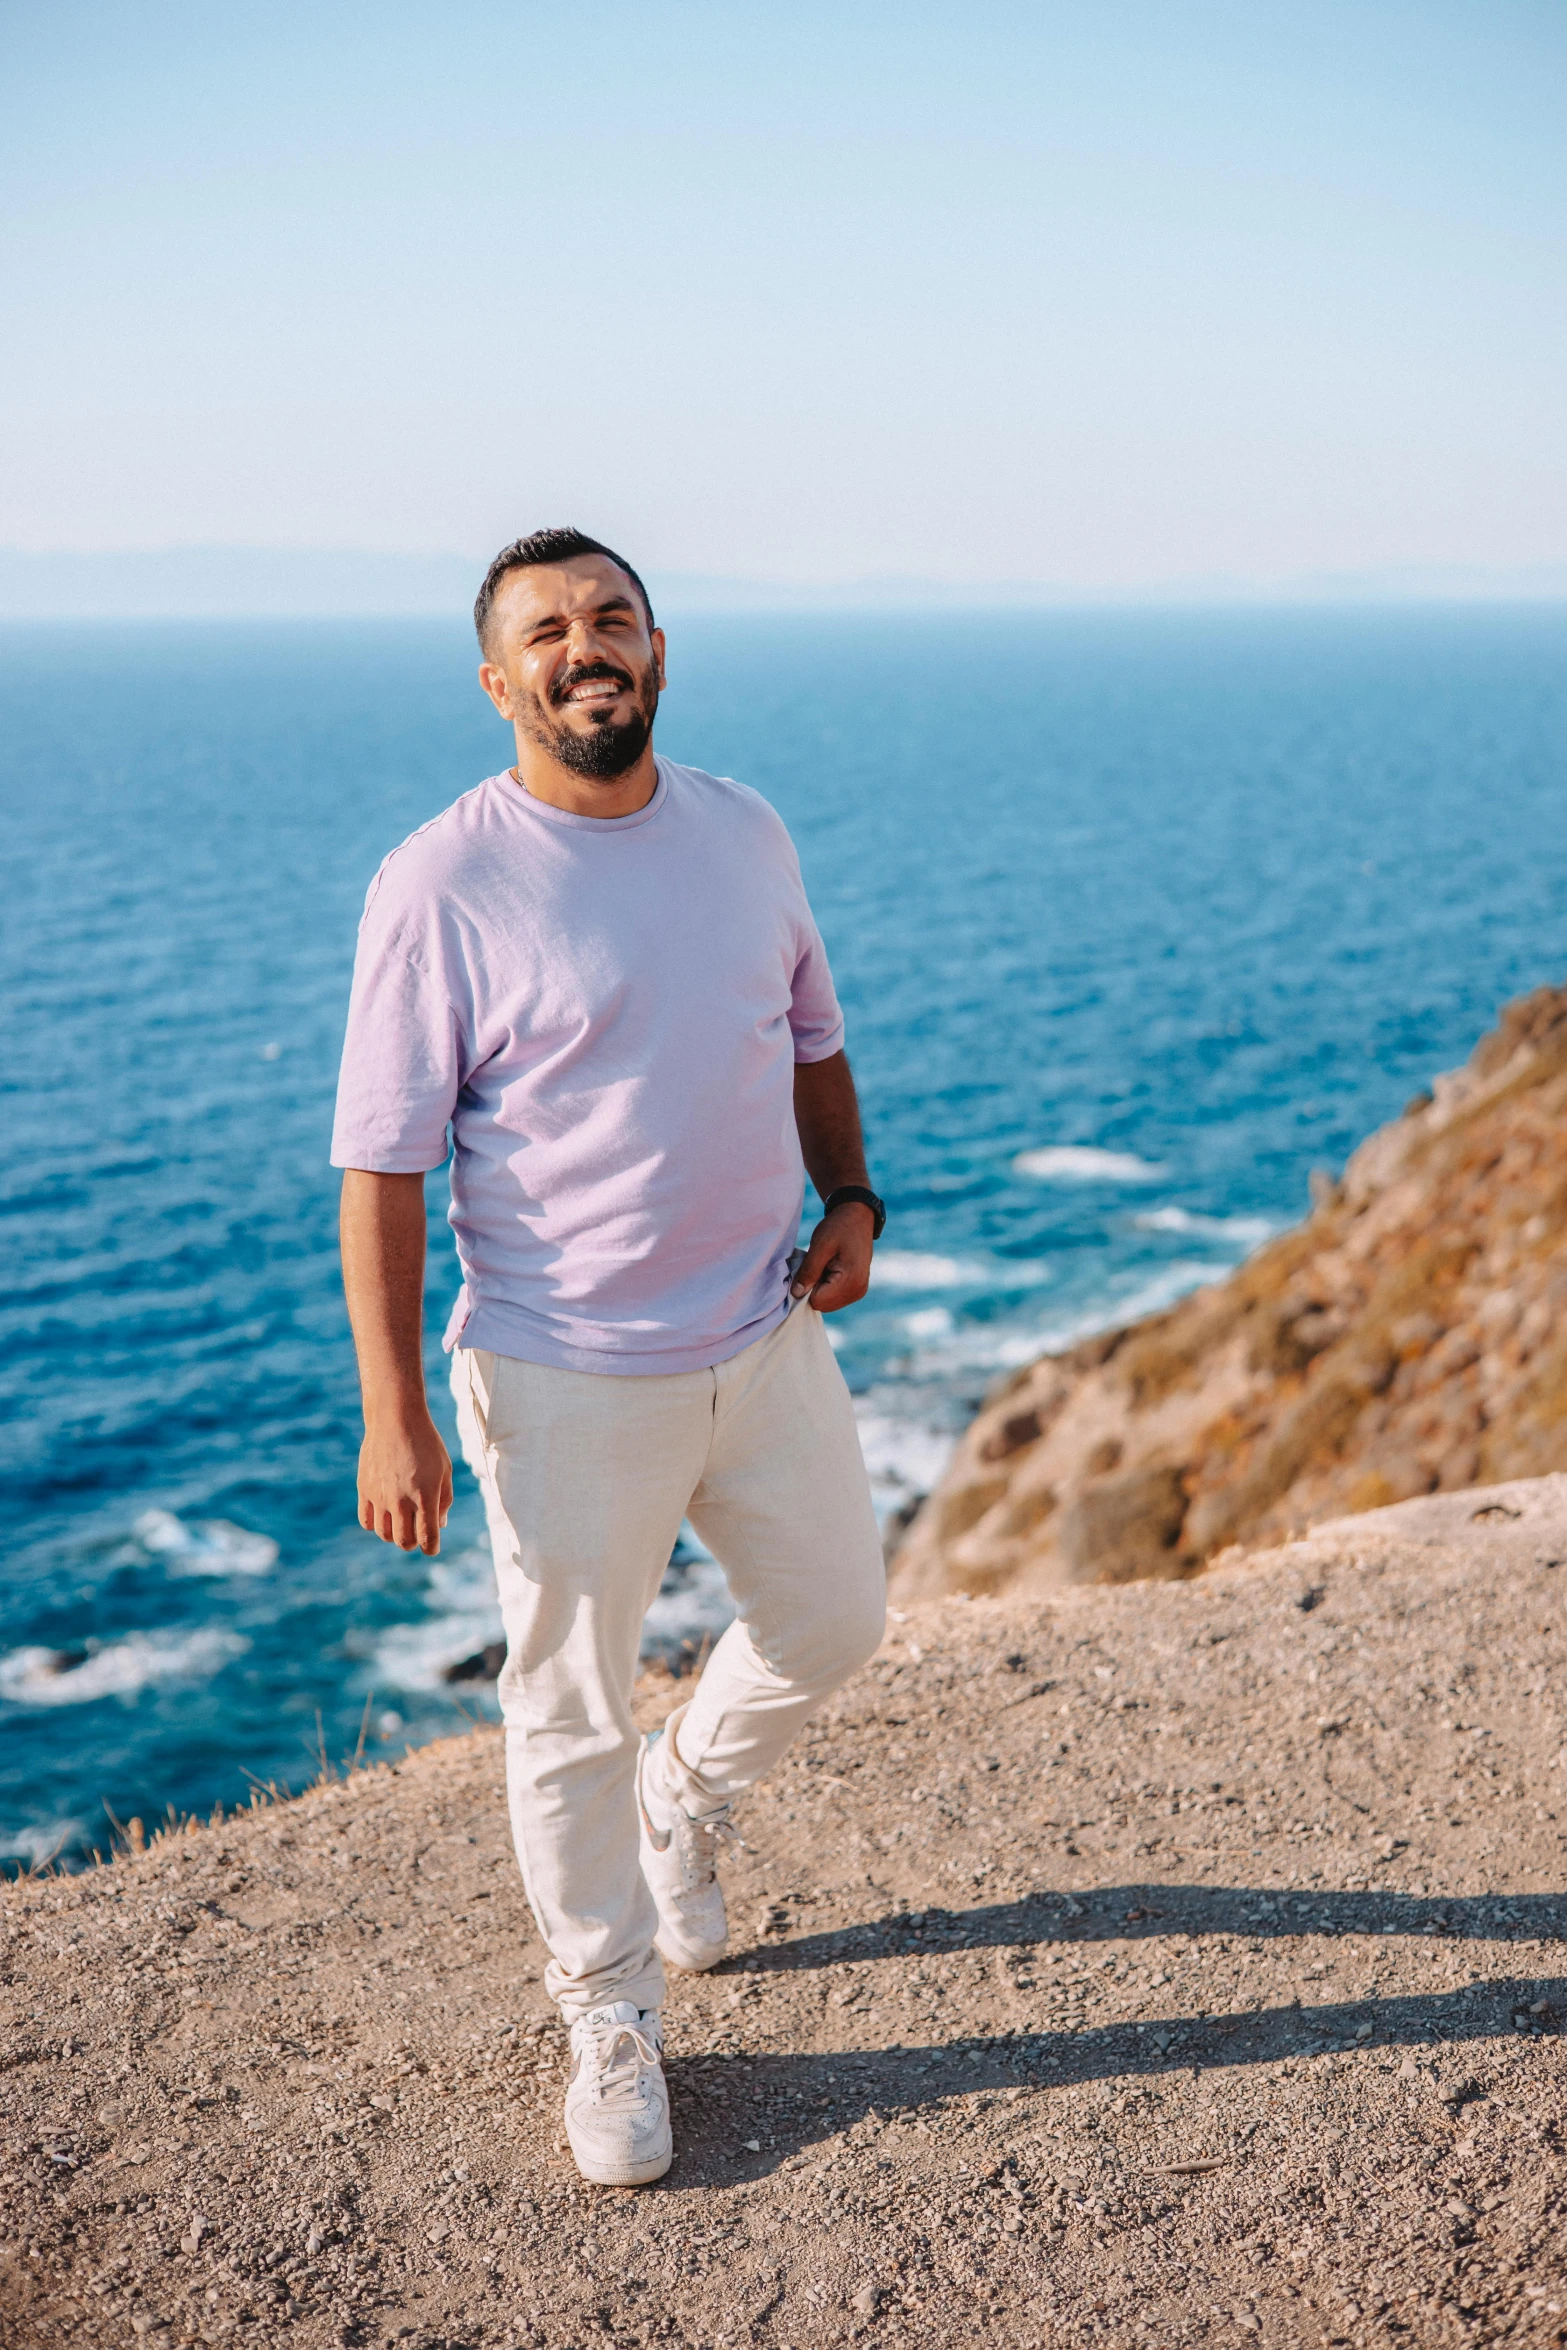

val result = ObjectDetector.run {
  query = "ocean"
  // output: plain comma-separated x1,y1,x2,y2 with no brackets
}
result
3,605,1564,1870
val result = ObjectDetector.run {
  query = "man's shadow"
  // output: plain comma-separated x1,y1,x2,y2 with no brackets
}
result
753,1883,1567,1965
661,1883,1565,2184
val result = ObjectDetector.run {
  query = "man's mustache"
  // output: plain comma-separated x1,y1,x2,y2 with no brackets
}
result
550,661,636,707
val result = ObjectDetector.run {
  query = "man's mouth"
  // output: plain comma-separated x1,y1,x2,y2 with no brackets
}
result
556,670,631,708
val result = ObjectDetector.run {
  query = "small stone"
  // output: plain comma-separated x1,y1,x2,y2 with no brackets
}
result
1354,2023,1373,2041
742,2139,761,2153
851,2284,886,2316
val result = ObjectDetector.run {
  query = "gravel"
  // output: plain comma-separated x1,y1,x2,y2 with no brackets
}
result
3,1479,1566,2349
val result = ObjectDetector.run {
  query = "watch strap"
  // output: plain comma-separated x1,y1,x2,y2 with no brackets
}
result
822,1184,887,1240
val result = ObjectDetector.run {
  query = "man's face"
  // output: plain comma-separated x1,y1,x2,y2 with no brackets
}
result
479,556,665,781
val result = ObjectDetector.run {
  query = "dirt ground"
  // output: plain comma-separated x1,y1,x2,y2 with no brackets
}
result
3,1479,1566,2350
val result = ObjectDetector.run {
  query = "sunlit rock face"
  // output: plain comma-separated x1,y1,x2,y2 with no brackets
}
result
893,982,1567,1600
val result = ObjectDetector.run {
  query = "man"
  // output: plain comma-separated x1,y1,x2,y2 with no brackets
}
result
332,528,887,2187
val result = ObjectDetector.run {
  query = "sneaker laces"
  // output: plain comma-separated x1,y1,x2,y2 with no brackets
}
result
574,2013,662,2111
677,1807,739,1891
642,1738,742,1885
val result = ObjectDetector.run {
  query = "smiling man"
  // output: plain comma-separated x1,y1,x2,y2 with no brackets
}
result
331,528,887,2186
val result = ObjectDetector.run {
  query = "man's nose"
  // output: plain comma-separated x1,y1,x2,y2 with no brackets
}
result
563,618,614,669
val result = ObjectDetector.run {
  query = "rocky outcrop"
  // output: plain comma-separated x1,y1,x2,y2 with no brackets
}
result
893,981,1567,1599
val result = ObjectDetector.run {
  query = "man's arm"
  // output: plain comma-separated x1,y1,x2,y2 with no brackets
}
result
790,1049,877,1312
340,1168,453,1554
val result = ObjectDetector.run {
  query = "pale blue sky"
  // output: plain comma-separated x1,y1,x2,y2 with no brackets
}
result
2,1,1563,594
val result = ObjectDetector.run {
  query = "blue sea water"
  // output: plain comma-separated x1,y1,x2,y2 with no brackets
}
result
2,606,1564,1869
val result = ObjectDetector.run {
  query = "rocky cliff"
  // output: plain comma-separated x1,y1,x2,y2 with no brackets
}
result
892,982,1567,1599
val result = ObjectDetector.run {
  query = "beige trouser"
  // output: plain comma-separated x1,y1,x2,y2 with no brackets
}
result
450,1301,886,2018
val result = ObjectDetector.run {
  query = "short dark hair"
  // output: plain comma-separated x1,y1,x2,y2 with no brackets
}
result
474,527,655,651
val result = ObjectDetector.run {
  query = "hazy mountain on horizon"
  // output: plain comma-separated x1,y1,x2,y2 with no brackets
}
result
1,543,1565,621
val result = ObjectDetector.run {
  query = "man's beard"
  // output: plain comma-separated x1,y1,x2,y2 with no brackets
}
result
519,659,659,780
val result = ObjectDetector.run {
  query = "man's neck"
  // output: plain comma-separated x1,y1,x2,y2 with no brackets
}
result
510,741,660,821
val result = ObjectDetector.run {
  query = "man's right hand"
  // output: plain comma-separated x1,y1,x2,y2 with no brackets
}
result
357,1409,453,1554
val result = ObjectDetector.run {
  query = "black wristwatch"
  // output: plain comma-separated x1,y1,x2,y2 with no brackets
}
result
822,1184,887,1240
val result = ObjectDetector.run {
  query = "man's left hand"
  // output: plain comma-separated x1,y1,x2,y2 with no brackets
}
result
790,1202,875,1312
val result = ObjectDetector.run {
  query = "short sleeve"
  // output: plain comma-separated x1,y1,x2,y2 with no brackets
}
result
329,865,467,1172
787,908,845,1063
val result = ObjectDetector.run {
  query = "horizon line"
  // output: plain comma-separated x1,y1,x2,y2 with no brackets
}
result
1,542,1565,622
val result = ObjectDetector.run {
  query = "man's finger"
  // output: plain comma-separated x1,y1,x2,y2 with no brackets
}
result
810,1261,865,1311
417,1492,442,1556
790,1237,835,1298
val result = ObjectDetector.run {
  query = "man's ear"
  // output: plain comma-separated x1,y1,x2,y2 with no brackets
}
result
478,661,513,719
651,626,668,692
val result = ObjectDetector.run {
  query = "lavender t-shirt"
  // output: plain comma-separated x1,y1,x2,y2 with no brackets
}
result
330,757,845,1374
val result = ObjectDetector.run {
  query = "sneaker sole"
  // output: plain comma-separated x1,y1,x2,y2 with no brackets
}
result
653,1925,728,1974
566,2137,674,2188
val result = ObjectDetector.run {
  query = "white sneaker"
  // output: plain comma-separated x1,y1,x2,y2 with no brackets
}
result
563,2002,672,2187
636,1729,733,1972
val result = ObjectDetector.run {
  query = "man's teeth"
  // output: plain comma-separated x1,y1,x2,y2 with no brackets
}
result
566,680,622,702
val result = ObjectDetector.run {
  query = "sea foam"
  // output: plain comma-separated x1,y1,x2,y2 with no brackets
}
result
869,1249,991,1289
1133,1205,1275,1245
869,1249,1053,1292
0,1815,88,1868
901,1258,1233,1379
134,1509,279,1577
1013,1145,1165,1183
0,1629,249,1708
854,1402,957,1522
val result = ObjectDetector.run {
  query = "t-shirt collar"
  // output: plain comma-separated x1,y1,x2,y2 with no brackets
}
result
498,755,669,833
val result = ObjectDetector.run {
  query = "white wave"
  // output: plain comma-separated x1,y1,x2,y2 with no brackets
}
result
869,1249,1053,1295
364,1526,734,1683
854,1405,956,1517
358,1537,504,1691
134,1508,279,1577
0,1629,250,1709
902,1305,955,1341
1014,1146,1164,1184
1133,1206,1276,1245
900,1259,1232,1379
425,1539,497,1610
1079,1258,1235,1331
367,1608,504,1693
0,1816,87,1868
641,1550,736,1661
869,1249,991,1290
